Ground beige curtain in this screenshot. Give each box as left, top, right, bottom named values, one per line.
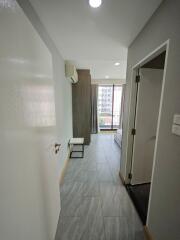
left=119, top=84, right=126, bottom=128
left=91, top=84, right=98, bottom=134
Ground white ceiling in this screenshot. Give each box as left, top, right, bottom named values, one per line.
left=29, top=0, right=162, bottom=80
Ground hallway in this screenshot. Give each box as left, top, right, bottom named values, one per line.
left=55, top=134, right=146, bottom=240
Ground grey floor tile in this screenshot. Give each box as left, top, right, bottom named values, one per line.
left=84, top=154, right=97, bottom=164
left=104, top=217, right=145, bottom=240
left=63, top=169, right=86, bottom=183
left=82, top=171, right=100, bottom=197
left=80, top=198, right=106, bottom=240
left=99, top=182, right=123, bottom=217
left=83, top=170, right=98, bottom=180
left=111, top=169, right=123, bottom=185
left=107, top=157, right=120, bottom=170
left=81, top=160, right=97, bottom=171
left=66, top=158, right=83, bottom=172
left=104, top=217, right=126, bottom=240
left=60, top=182, right=84, bottom=217
left=97, top=163, right=114, bottom=182
left=60, top=182, right=83, bottom=198
left=82, top=180, right=100, bottom=197
left=94, top=152, right=107, bottom=163
left=61, top=195, right=82, bottom=217
left=56, top=133, right=145, bottom=240
left=55, top=217, right=81, bottom=240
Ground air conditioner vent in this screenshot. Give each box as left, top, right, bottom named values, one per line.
left=65, top=61, right=78, bottom=84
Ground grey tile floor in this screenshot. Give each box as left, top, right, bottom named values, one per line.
left=55, top=133, right=146, bottom=240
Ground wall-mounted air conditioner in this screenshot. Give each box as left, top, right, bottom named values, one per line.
left=65, top=61, right=78, bottom=84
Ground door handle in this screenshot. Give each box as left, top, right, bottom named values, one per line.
left=54, top=143, right=61, bottom=154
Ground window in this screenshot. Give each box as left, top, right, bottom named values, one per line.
left=98, top=85, right=122, bottom=130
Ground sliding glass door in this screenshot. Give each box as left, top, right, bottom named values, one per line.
left=113, top=86, right=122, bottom=128
left=98, top=85, right=113, bottom=129
left=98, top=85, right=122, bottom=130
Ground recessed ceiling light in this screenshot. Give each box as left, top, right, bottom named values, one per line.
left=89, top=0, right=102, bottom=8
left=105, top=75, right=109, bottom=79
left=114, top=62, right=120, bottom=66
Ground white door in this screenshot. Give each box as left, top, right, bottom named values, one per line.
left=131, top=69, right=163, bottom=184
left=0, top=2, right=60, bottom=240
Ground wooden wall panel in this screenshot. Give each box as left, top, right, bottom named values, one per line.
left=72, top=69, right=91, bottom=145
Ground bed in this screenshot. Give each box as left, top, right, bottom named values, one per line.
left=114, top=129, right=122, bottom=148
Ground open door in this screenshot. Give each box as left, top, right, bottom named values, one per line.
left=0, top=3, right=60, bottom=240
left=131, top=69, right=163, bottom=185
left=126, top=50, right=166, bottom=225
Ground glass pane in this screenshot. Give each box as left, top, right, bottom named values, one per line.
left=113, top=86, right=122, bottom=129
left=98, top=86, right=113, bottom=129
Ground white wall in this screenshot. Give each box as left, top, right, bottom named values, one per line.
left=0, top=2, right=60, bottom=239
left=121, top=0, right=180, bottom=239
left=17, top=0, right=73, bottom=178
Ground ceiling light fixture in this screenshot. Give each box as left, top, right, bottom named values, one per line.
left=105, top=75, right=109, bottom=79
left=114, top=62, right=120, bottom=66
left=89, top=0, right=102, bottom=8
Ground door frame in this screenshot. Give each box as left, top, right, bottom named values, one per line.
left=124, top=40, right=170, bottom=225
left=126, top=40, right=170, bottom=186
left=131, top=68, right=165, bottom=185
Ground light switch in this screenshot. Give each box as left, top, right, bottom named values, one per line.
left=173, top=114, right=180, bottom=125
left=172, top=124, right=180, bottom=136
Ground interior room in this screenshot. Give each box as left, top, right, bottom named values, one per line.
left=126, top=51, right=166, bottom=225
left=71, top=72, right=124, bottom=162
left=0, top=0, right=180, bottom=240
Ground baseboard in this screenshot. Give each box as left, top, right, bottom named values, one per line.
left=119, top=171, right=125, bottom=185
left=59, top=148, right=71, bottom=185
left=144, top=226, right=154, bottom=240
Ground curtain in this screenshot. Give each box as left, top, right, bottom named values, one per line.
left=91, top=84, right=98, bottom=134
left=119, top=84, right=126, bottom=129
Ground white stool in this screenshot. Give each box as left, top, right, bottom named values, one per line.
left=69, top=138, right=84, bottom=158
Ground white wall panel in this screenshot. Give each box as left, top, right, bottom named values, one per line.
left=121, top=0, right=180, bottom=238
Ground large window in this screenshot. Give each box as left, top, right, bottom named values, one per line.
left=98, top=85, right=122, bottom=130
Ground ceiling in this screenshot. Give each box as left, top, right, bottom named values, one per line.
left=29, top=0, right=162, bottom=80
